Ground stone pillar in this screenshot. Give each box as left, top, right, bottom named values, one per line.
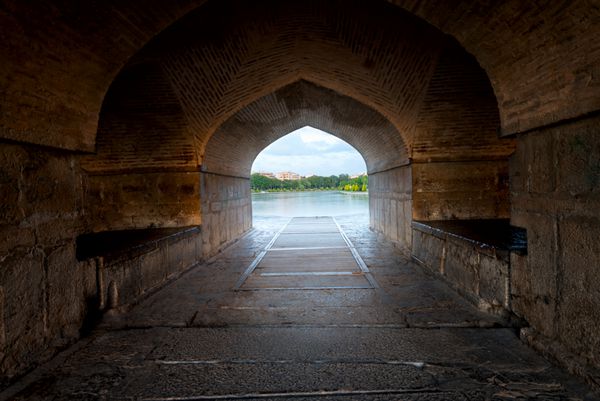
left=510, top=114, right=600, bottom=375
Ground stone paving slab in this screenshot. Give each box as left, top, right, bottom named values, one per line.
left=272, top=233, right=348, bottom=249
left=2, top=215, right=599, bottom=400
left=4, top=327, right=598, bottom=400
left=242, top=273, right=372, bottom=289
left=281, top=224, right=340, bottom=233
left=257, top=250, right=357, bottom=272
left=189, top=306, right=405, bottom=327
left=237, top=216, right=375, bottom=291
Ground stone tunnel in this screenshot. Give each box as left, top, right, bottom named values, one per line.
left=0, top=0, right=599, bottom=398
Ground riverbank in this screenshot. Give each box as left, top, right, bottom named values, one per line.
left=252, top=189, right=368, bottom=194
left=339, top=191, right=368, bottom=195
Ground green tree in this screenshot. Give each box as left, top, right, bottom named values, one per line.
left=251, top=173, right=367, bottom=192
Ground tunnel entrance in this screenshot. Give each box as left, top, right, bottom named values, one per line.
left=2, top=0, right=600, bottom=396
left=13, top=2, right=528, bottom=393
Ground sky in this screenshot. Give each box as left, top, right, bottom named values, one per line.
left=251, top=126, right=367, bottom=176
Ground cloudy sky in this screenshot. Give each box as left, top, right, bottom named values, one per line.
left=251, top=126, right=367, bottom=176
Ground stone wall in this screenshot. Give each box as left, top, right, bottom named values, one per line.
left=200, top=172, right=252, bottom=257
left=85, top=172, right=201, bottom=232
left=510, top=114, right=600, bottom=377
left=96, top=227, right=203, bottom=311
left=412, top=161, right=510, bottom=221
left=368, top=166, right=412, bottom=251
left=0, top=142, right=96, bottom=384
left=411, top=222, right=510, bottom=315
left=0, top=141, right=207, bottom=383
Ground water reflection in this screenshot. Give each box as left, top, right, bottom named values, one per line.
left=252, top=191, right=369, bottom=217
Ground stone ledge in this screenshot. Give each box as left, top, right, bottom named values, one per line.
left=76, top=226, right=200, bottom=264
left=411, top=219, right=527, bottom=316
left=75, top=227, right=204, bottom=312
left=412, top=219, right=527, bottom=261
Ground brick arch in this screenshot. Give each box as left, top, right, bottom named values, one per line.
left=81, top=62, right=197, bottom=174
left=90, top=1, right=511, bottom=179
left=202, top=80, right=408, bottom=178
left=79, top=62, right=202, bottom=232
left=81, top=0, right=513, bottom=234
left=137, top=0, right=445, bottom=162
left=71, top=0, right=519, bottom=240
left=389, top=0, right=600, bottom=134
left=0, top=1, right=598, bottom=151
left=99, top=0, right=512, bottom=172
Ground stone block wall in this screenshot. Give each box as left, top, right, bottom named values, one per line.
left=98, top=227, right=202, bottom=310
left=368, top=166, right=412, bottom=251
left=85, top=172, right=201, bottom=232
left=510, top=114, right=600, bottom=375
left=412, top=161, right=510, bottom=221
left=0, top=141, right=207, bottom=383
left=412, top=223, right=510, bottom=314
left=200, top=172, right=252, bottom=257
left=0, top=142, right=97, bottom=384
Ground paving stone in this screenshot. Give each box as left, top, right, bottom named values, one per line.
left=2, top=217, right=598, bottom=401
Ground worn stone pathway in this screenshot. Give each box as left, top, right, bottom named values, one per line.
left=235, top=217, right=377, bottom=291
left=2, top=216, right=598, bottom=400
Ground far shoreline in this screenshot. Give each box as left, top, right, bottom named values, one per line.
left=252, top=189, right=368, bottom=195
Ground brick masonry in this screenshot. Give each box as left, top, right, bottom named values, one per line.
left=203, top=81, right=409, bottom=177
left=1, top=1, right=597, bottom=151
left=390, top=0, right=600, bottom=135
left=412, top=161, right=510, bottom=221
left=0, top=0, right=206, bottom=150
left=85, top=172, right=201, bottom=232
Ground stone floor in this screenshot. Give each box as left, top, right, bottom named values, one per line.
left=2, top=215, right=598, bottom=400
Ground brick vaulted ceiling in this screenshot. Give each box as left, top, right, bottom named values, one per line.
left=81, top=0, right=515, bottom=175
left=1, top=0, right=597, bottom=155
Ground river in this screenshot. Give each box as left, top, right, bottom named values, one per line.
left=252, top=191, right=369, bottom=217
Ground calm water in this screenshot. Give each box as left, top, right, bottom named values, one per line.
left=252, top=191, right=369, bottom=217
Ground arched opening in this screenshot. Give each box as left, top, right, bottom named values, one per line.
left=200, top=79, right=412, bottom=254
left=250, top=126, right=369, bottom=219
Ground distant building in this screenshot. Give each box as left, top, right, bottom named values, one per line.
left=275, top=171, right=302, bottom=180
left=350, top=173, right=367, bottom=179
left=255, top=171, right=275, bottom=178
